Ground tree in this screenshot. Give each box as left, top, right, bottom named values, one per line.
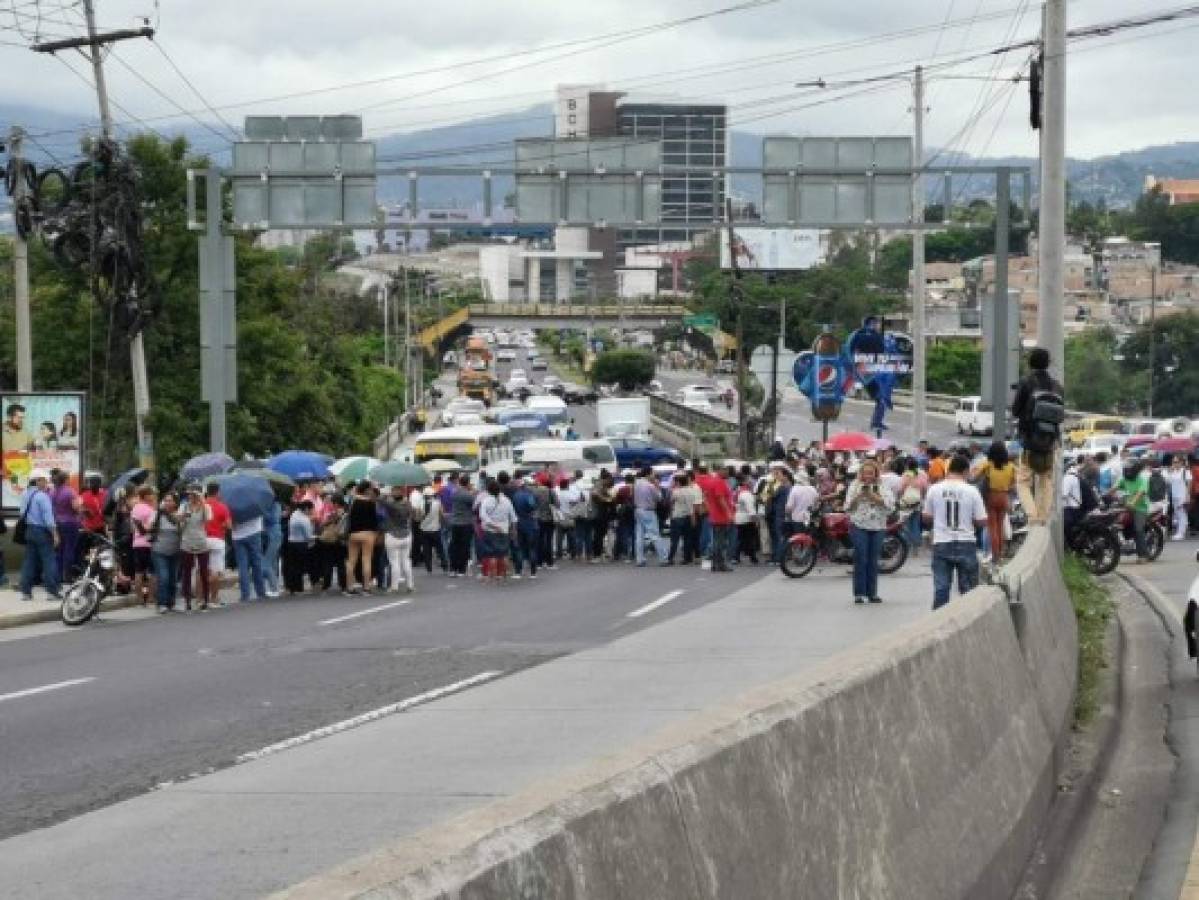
left=926, top=341, right=982, bottom=396
left=590, top=350, right=655, bottom=390
left=1064, top=327, right=1140, bottom=414
left=1119, top=313, right=1199, bottom=416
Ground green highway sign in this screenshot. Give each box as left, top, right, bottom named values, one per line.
left=684, top=314, right=718, bottom=329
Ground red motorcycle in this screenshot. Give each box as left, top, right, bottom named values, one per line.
left=779, top=502, right=909, bottom=579
left=1106, top=501, right=1167, bottom=562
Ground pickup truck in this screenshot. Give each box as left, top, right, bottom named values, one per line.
left=609, top=437, right=684, bottom=470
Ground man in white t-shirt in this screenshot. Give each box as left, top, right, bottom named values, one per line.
left=231, top=514, right=268, bottom=603
left=922, top=454, right=987, bottom=610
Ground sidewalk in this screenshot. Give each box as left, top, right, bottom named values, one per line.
left=0, top=565, right=934, bottom=899
left=0, top=586, right=144, bottom=630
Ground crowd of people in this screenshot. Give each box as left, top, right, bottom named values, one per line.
left=4, top=349, right=1194, bottom=614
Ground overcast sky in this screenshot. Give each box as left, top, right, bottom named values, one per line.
left=4, top=0, right=1194, bottom=160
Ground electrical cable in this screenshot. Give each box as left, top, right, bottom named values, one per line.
left=147, top=38, right=241, bottom=140
left=106, top=47, right=234, bottom=145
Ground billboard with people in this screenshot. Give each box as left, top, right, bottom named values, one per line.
left=1, top=392, right=85, bottom=511
left=719, top=228, right=827, bottom=271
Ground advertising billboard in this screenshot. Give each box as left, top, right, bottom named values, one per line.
left=1, top=392, right=85, bottom=512
left=720, top=228, right=826, bottom=271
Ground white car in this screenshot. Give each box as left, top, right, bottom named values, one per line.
left=495, top=348, right=516, bottom=362
left=542, top=374, right=561, bottom=387
left=442, top=399, right=486, bottom=427
left=531, top=358, right=548, bottom=371
left=954, top=396, right=994, bottom=436
left=509, top=368, right=528, bottom=382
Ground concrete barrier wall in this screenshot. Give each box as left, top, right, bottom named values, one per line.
left=281, top=529, right=1076, bottom=900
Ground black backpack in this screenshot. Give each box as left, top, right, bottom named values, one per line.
left=1024, top=372, right=1065, bottom=457
left=1149, top=470, right=1168, bottom=503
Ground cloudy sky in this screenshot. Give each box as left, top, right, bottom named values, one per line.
left=3, top=0, right=1194, bottom=161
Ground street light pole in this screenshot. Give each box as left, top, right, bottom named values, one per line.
left=1148, top=266, right=1157, bottom=417
left=911, top=65, right=928, bottom=446
left=9, top=126, right=32, bottom=392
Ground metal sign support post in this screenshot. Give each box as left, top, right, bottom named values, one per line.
left=9, top=126, right=32, bottom=392
left=989, top=169, right=1012, bottom=441
left=198, top=170, right=237, bottom=454
left=911, top=66, right=928, bottom=446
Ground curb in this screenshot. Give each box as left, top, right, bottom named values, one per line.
left=1122, top=572, right=1199, bottom=900
left=0, top=592, right=144, bottom=630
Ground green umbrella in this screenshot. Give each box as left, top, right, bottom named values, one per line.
left=331, top=455, right=382, bottom=487
left=368, top=461, right=431, bottom=488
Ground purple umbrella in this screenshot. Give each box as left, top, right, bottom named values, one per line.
left=181, top=451, right=235, bottom=482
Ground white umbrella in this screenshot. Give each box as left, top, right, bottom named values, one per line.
left=329, top=456, right=382, bottom=485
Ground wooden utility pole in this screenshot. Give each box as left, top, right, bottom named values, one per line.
left=9, top=126, right=32, bottom=391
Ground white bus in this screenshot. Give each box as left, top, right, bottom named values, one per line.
left=412, top=425, right=513, bottom=476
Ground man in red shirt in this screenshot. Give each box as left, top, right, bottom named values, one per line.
left=694, top=464, right=735, bottom=572
left=204, top=484, right=232, bottom=607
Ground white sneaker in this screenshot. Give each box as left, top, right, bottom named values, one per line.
left=511, top=573, right=522, bottom=580
left=265, top=590, right=280, bottom=599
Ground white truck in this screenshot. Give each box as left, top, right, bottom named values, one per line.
left=596, top=397, right=651, bottom=440
left=954, top=396, right=994, bottom=436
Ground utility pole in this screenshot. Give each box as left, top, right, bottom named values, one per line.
left=726, top=198, right=748, bottom=458
left=402, top=268, right=412, bottom=409
left=1038, top=0, right=1067, bottom=385
left=770, top=292, right=785, bottom=445
left=9, top=126, right=32, bottom=392
left=911, top=65, right=928, bottom=445
left=990, top=170, right=1013, bottom=441
left=34, top=1, right=157, bottom=471
left=382, top=281, right=390, bottom=368
left=1148, top=266, right=1157, bottom=416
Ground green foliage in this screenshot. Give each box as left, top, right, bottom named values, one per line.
left=0, top=134, right=405, bottom=479
left=1063, top=554, right=1115, bottom=727
left=926, top=341, right=982, bottom=395
left=1068, top=187, right=1199, bottom=265
left=590, top=350, right=656, bottom=390
left=1064, top=327, right=1141, bottom=414
left=1119, top=311, right=1199, bottom=416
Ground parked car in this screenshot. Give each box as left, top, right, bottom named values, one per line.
left=495, top=348, right=517, bottom=362
left=559, top=382, right=598, bottom=404
left=530, top=357, right=548, bottom=371
left=609, top=437, right=684, bottom=470
left=1066, top=416, right=1124, bottom=448
left=954, top=396, right=994, bottom=436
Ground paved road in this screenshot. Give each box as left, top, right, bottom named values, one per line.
left=0, top=557, right=766, bottom=841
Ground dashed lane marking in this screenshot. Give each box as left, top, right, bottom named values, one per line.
left=318, top=600, right=411, bottom=626
left=0, top=677, right=95, bottom=704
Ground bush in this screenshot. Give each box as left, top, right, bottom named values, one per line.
left=590, top=350, right=656, bottom=390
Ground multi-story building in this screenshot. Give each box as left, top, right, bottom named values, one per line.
left=1144, top=176, right=1199, bottom=205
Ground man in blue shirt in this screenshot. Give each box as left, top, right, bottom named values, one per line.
left=19, top=470, right=61, bottom=602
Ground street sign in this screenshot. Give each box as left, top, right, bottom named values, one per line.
left=514, top=138, right=662, bottom=225
left=761, top=136, right=914, bottom=227
left=228, top=115, right=377, bottom=229
left=684, top=314, right=718, bottom=329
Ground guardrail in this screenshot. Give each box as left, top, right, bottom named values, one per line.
left=649, top=394, right=739, bottom=459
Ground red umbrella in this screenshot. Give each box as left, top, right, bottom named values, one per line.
left=1152, top=436, right=1197, bottom=455
left=825, top=431, right=876, bottom=452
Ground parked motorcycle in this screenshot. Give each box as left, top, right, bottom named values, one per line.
left=1065, top=508, right=1123, bottom=576
left=61, top=535, right=119, bottom=626
left=1105, top=500, right=1166, bottom=562
left=780, top=503, right=909, bottom=579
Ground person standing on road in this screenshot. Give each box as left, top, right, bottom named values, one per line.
left=17, top=470, right=60, bottom=603
left=974, top=441, right=1017, bottom=565
left=345, top=481, right=379, bottom=594
left=448, top=474, right=476, bottom=577
left=231, top=510, right=268, bottom=603
left=1167, top=456, right=1193, bottom=541
left=417, top=487, right=448, bottom=575
left=667, top=471, right=697, bottom=565
left=632, top=467, right=668, bottom=567
left=203, top=484, right=231, bottom=608
left=49, top=469, right=82, bottom=580
left=284, top=500, right=316, bottom=595
left=511, top=478, right=541, bottom=579
left=844, top=460, right=895, bottom=605
left=317, top=496, right=348, bottom=592
left=130, top=485, right=158, bottom=606
left=766, top=466, right=793, bottom=564
left=695, top=464, right=735, bottom=572
left=150, top=492, right=183, bottom=613
left=733, top=474, right=761, bottom=565
left=261, top=499, right=283, bottom=599
left=924, top=455, right=987, bottom=610
left=589, top=473, right=614, bottom=561
left=531, top=474, right=558, bottom=570
left=378, top=485, right=415, bottom=593
left=178, top=485, right=212, bottom=610
left=477, top=478, right=517, bottom=581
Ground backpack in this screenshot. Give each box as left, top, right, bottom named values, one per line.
left=1149, top=470, right=1168, bottom=503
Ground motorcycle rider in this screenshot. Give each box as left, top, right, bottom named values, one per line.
left=1116, top=460, right=1152, bottom=563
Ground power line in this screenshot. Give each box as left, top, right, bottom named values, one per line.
left=106, top=47, right=234, bottom=144
left=148, top=38, right=240, bottom=140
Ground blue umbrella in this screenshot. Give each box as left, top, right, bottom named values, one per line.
left=181, top=451, right=235, bottom=482
left=208, top=473, right=276, bottom=524
left=267, top=450, right=332, bottom=481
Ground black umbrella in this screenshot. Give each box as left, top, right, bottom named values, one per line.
left=103, top=467, right=149, bottom=515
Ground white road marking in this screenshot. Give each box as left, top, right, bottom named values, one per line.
left=235, top=670, right=503, bottom=763
left=627, top=590, right=685, bottom=619
left=0, top=677, right=95, bottom=704
left=318, top=600, right=411, bottom=626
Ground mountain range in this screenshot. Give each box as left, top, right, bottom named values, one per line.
left=4, top=100, right=1199, bottom=218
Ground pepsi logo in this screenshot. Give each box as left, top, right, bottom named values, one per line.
left=818, top=364, right=838, bottom=387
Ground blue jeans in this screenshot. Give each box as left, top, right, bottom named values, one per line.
left=634, top=508, right=667, bottom=564
left=698, top=515, right=712, bottom=557
left=514, top=525, right=539, bottom=575
left=234, top=535, right=267, bottom=601
left=905, top=510, right=922, bottom=550
left=20, top=524, right=59, bottom=597
left=574, top=518, right=593, bottom=559
left=669, top=516, right=694, bottom=563
left=152, top=551, right=180, bottom=608
left=849, top=526, right=883, bottom=600
left=932, top=540, right=980, bottom=610
left=262, top=527, right=283, bottom=593
left=710, top=523, right=734, bottom=570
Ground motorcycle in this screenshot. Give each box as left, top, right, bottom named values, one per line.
left=1105, top=499, right=1166, bottom=562
left=1065, top=508, right=1123, bottom=576
left=779, top=503, right=909, bottom=579
left=61, top=534, right=119, bottom=626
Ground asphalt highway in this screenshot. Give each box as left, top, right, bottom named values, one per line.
left=0, top=553, right=767, bottom=840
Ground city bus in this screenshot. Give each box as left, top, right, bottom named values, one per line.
left=412, top=425, right=512, bottom=476
left=495, top=409, right=551, bottom=444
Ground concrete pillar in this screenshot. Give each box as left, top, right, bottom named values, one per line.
left=556, top=258, right=574, bottom=303
left=526, top=257, right=541, bottom=303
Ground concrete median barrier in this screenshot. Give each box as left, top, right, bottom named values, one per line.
left=280, top=529, right=1075, bottom=900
